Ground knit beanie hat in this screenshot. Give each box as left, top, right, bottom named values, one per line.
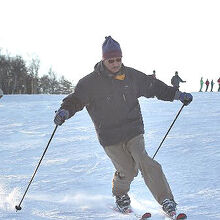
left=102, top=36, right=122, bottom=59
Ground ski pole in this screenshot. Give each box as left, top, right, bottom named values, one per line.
left=152, top=104, right=185, bottom=159
left=15, top=125, right=58, bottom=211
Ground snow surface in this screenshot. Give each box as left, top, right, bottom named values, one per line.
left=0, top=93, right=220, bottom=220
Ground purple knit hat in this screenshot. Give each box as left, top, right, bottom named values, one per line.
left=102, top=36, right=122, bottom=59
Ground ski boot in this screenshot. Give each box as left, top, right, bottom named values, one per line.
left=115, top=193, right=131, bottom=213
left=162, top=198, right=177, bottom=217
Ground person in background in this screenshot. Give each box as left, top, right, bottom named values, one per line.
left=199, top=77, right=204, bottom=92
left=210, top=80, right=215, bottom=92
left=0, top=88, right=3, bottom=99
left=54, top=36, right=193, bottom=217
left=151, top=70, right=156, bottom=78
left=217, top=77, right=220, bottom=92
left=205, top=79, right=210, bottom=92
left=171, top=71, right=186, bottom=90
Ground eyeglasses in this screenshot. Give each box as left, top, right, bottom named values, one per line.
left=107, top=58, right=122, bottom=64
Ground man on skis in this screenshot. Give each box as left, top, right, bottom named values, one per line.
left=171, top=71, right=186, bottom=90
left=205, top=79, right=210, bottom=92
left=217, top=77, right=220, bottom=92
left=210, top=80, right=215, bottom=92
left=54, top=36, right=193, bottom=217
left=199, top=77, right=204, bottom=92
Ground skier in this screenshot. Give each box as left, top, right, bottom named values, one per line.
left=210, top=80, right=215, bottom=92
left=218, top=77, right=220, bottom=92
left=171, top=71, right=186, bottom=90
left=151, top=70, right=156, bottom=78
left=0, top=88, right=3, bottom=99
left=199, top=77, right=204, bottom=92
left=54, top=36, right=193, bottom=217
left=205, top=79, right=210, bottom=92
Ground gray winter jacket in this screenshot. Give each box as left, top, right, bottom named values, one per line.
left=60, top=61, right=178, bottom=146
left=171, top=75, right=185, bottom=88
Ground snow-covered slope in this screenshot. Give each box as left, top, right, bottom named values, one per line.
left=0, top=93, right=219, bottom=219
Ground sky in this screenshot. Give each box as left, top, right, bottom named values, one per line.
left=1, top=0, right=220, bottom=92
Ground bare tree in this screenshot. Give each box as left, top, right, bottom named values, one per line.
left=28, top=57, right=40, bottom=94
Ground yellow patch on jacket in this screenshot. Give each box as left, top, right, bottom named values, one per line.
left=115, top=74, right=125, bottom=80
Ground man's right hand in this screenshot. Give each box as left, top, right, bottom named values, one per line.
left=179, top=92, right=193, bottom=106
left=54, top=109, right=69, bottom=126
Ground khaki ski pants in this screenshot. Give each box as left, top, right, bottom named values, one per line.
left=104, top=134, right=174, bottom=205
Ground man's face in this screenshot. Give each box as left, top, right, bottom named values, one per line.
left=103, top=57, right=122, bottom=73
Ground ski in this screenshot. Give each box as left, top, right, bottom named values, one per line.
left=113, top=206, right=186, bottom=219
left=163, top=211, right=187, bottom=220
left=140, top=212, right=152, bottom=219
left=176, top=213, right=187, bottom=220
left=113, top=206, right=151, bottom=219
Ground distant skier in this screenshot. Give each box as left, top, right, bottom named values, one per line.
left=199, top=77, right=204, bottom=92
left=54, top=36, right=193, bottom=217
left=210, top=80, right=215, bottom=92
left=151, top=70, right=156, bottom=78
left=205, top=79, right=210, bottom=92
left=0, top=88, right=3, bottom=99
left=218, top=77, right=220, bottom=92
left=171, top=71, right=186, bottom=90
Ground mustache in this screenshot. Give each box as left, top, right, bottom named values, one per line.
left=112, top=66, right=121, bottom=69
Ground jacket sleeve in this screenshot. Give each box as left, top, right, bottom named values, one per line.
left=178, top=76, right=184, bottom=82
left=171, top=76, right=174, bottom=85
left=136, top=71, right=178, bottom=101
left=60, top=78, right=90, bottom=118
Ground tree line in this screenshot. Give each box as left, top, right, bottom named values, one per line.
left=0, top=51, right=74, bottom=94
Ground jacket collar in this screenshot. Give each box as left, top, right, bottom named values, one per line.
left=94, top=61, right=126, bottom=80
